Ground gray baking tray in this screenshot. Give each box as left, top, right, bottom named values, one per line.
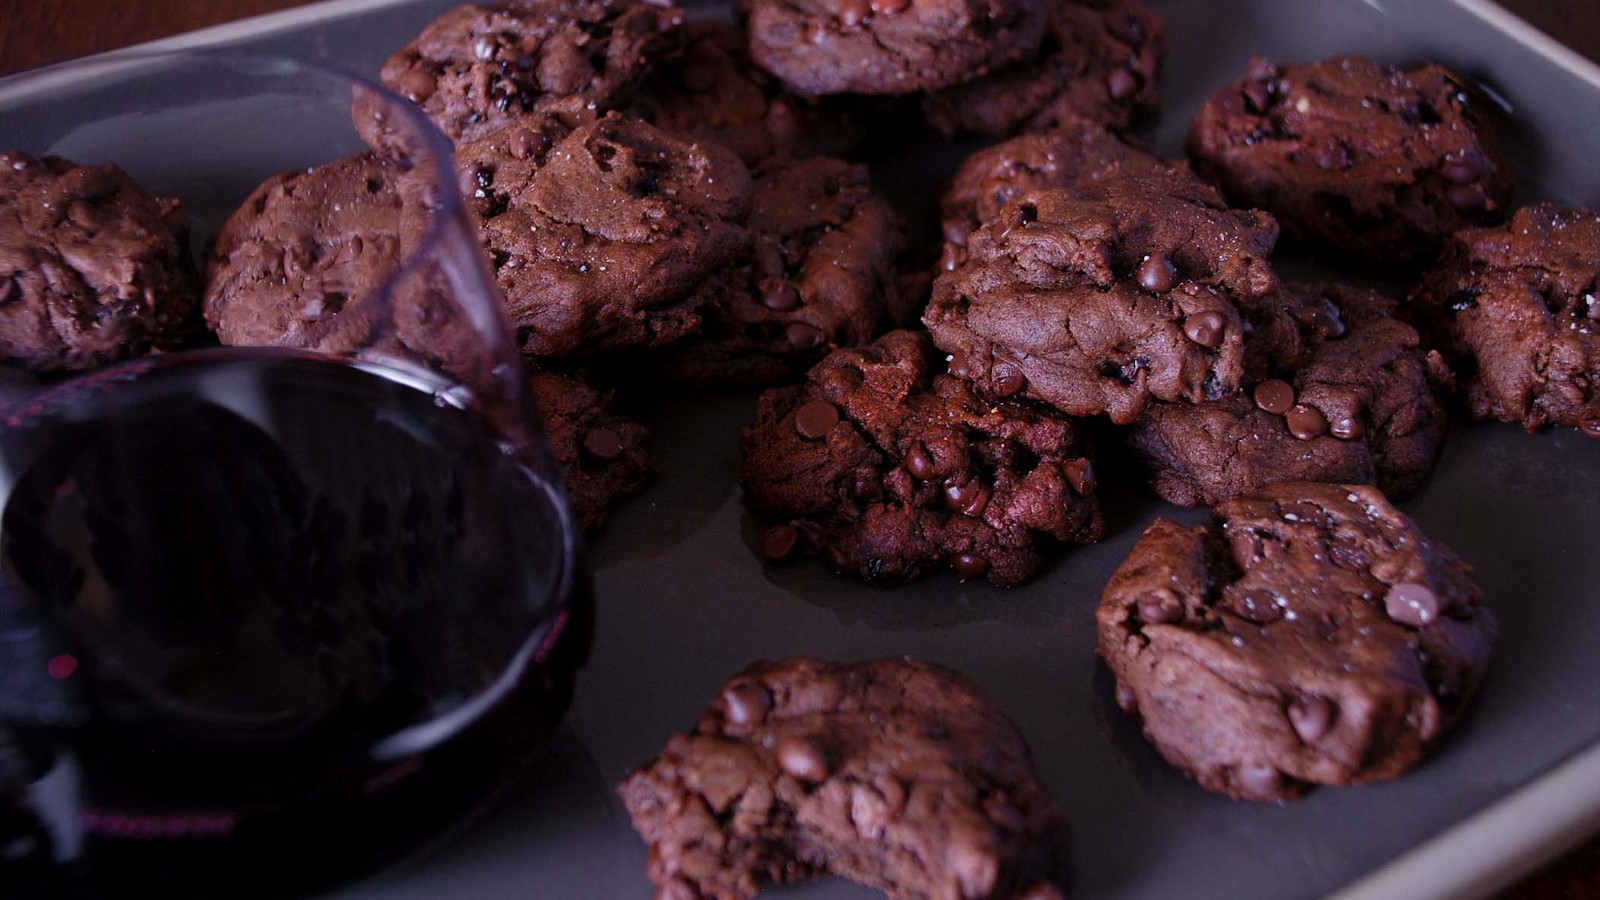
left=2, top=0, right=1597, bottom=897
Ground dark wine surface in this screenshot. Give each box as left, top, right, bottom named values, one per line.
left=0, top=350, right=590, bottom=898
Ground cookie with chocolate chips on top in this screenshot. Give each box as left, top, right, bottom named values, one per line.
left=661, top=155, right=905, bottom=388
left=923, top=0, right=1165, bottom=138
left=740, top=329, right=1104, bottom=587
left=1127, top=282, right=1451, bottom=506
left=1187, top=56, right=1514, bottom=269
left=619, top=656, right=1069, bottom=899
left=926, top=169, right=1277, bottom=424
left=454, top=112, right=753, bottom=358
left=371, top=0, right=682, bottom=143
left=529, top=369, right=652, bottom=531
left=1096, top=482, right=1497, bottom=802
left=1, top=151, right=199, bottom=375
left=743, top=0, right=1048, bottom=96
left=1410, top=203, right=1600, bottom=437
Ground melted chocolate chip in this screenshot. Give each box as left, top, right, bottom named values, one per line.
left=1253, top=379, right=1296, bottom=415
left=1385, top=581, right=1440, bottom=627
left=952, top=553, right=990, bottom=581
left=722, top=681, right=773, bottom=725
left=1106, top=67, right=1140, bottom=101
left=1183, top=311, right=1227, bottom=349
left=582, top=426, right=624, bottom=460
left=944, top=475, right=989, bottom=517
left=1137, top=253, right=1177, bottom=293
left=1285, top=403, right=1329, bottom=440
left=794, top=399, right=840, bottom=440
left=1232, top=589, right=1284, bottom=624
left=761, top=278, right=803, bottom=312
left=870, top=0, right=910, bottom=13
left=762, top=524, right=800, bottom=562
left=904, top=443, right=936, bottom=479
left=786, top=322, right=824, bottom=351
left=775, top=735, right=829, bottom=782
left=992, top=362, right=1028, bottom=397
left=1062, top=458, right=1096, bottom=497
left=1287, top=695, right=1334, bottom=743
left=838, top=0, right=871, bottom=27
left=1235, top=764, right=1282, bottom=797
left=1137, top=592, right=1183, bottom=625
left=1329, top=414, right=1364, bottom=441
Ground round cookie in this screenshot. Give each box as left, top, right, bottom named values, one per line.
left=619, top=656, right=1068, bottom=899
left=373, top=0, right=682, bottom=143
left=1, top=151, right=198, bottom=375
left=924, top=0, right=1164, bottom=138
left=529, top=368, right=652, bottom=531
left=1096, top=482, right=1497, bottom=802
left=1186, top=56, right=1514, bottom=269
left=662, top=155, right=904, bottom=388
left=739, top=329, right=1105, bottom=587
left=925, top=170, right=1277, bottom=424
left=940, top=119, right=1167, bottom=254
left=455, top=112, right=753, bottom=358
left=628, top=21, right=867, bottom=166
left=1410, top=203, right=1600, bottom=436
left=743, top=0, right=1048, bottom=96
left=1128, top=283, right=1451, bottom=506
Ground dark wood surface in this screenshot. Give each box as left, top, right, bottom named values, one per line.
left=1, top=1, right=1597, bottom=897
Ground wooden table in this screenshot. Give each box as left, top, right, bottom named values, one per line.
left=1, top=1, right=1598, bottom=897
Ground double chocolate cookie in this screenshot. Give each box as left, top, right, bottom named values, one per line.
left=743, top=0, right=1048, bottom=96
left=375, top=0, right=682, bottom=142
left=1187, top=56, right=1513, bottom=268
left=455, top=112, right=752, bottom=358
left=663, top=155, right=904, bottom=387
left=1, top=151, right=198, bottom=375
left=1097, top=482, right=1497, bottom=802
left=1410, top=203, right=1600, bottom=436
left=619, top=656, right=1068, bottom=899
left=629, top=22, right=866, bottom=166
left=926, top=170, right=1276, bottom=424
left=529, top=369, right=652, bottom=530
left=924, top=0, right=1165, bottom=138
left=940, top=120, right=1167, bottom=253
left=1128, top=283, right=1451, bottom=506
left=740, top=330, right=1105, bottom=587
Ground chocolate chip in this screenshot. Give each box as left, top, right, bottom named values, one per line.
left=776, top=735, right=829, bottom=782
left=947, top=349, right=981, bottom=380
left=992, top=362, right=1027, bottom=397
left=904, top=443, right=936, bottom=479
left=1285, top=403, right=1328, bottom=440
left=794, top=400, right=840, bottom=441
left=938, top=242, right=964, bottom=272
left=1106, top=67, right=1140, bottom=101
left=1442, top=153, right=1483, bottom=184
left=785, top=322, right=824, bottom=351
left=1137, top=592, right=1182, bottom=625
left=761, top=278, right=802, bottom=311
left=1136, top=253, right=1177, bottom=293
left=1183, top=311, right=1227, bottom=349
left=1253, top=379, right=1296, bottom=415
left=944, top=475, right=989, bottom=517
left=1287, top=695, right=1334, bottom=743
left=1313, top=141, right=1351, bottom=170
left=1062, top=458, right=1096, bottom=497
left=952, top=553, right=990, bottom=581
left=761, top=524, right=800, bottom=562
left=838, top=0, right=871, bottom=27
left=870, top=0, right=910, bottom=13
left=1235, top=764, right=1281, bottom=798
left=1329, top=414, right=1364, bottom=441
left=850, top=472, right=883, bottom=502
left=1446, top=183, right=1487, bottom=211
left=581, top=426, right=624, bottom=460
left=509, top=127, right=550, bottom=161
left=1582, top=418, right=1600, bottom=440
left=722, top=681, right=773, bottom=726
left=400, top=68, right=437, bottom=103
left=1233, top=589, right=1284, bottom=624
left=1385, top=581, right=1440, bottom=627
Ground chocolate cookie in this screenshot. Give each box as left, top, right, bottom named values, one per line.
left=1097, top=482, right=1497, bottom=802
left=940, top=119, right=1167, bottom=254
left=530, top=369, right=651, bottom=530
left=1187, top=56, right=1514, bottom=268
left=744, top=0, right=1048, bottom=96
left=455, top=112, right=752, bottom=358
left=925, top=170, right=1276, bottom=424
left=374, top=0, right=682, bottom=143
left=1410, top=203, right=1600, bottom=436
left=1, top=151, right=198, bottom=375
left=628, top=21, right=867, bottom=166
left=740, top=330, right=1105, bottom=587
left=662, top=155, right=904, bottom=388
left=1128, top=283, right=1451, bottom=506
left=619, top=656, right=1068, bottom=899
left=924, top=0, right=1164, bottom=138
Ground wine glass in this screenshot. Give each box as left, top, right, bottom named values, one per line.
left=0, top=50, right=588, bottom=898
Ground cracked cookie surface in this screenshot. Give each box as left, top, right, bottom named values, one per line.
left=1128, top=282, right=1451, bottom=506
left=1186, top=56, right=1513, bottom=269
left=739, top=329, right=1104, bottom=587
left=1409, top=203, right=1600, bottom=437
left=744, top=0, right=1048, bottom=96
left=619, top=656, right=1068, bottom=899
left=1, top=151, right=198, bottom=375
left=1096, top=482, right=1497, bottom=802
left=925, top=170, right=1275, bottom=424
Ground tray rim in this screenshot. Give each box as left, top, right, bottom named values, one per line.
left=2, top=0, right=1597, bottom=897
